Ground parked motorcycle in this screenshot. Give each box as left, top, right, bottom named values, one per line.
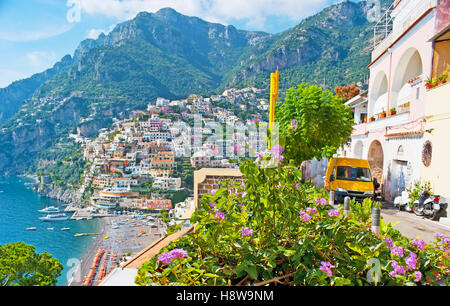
left=393, top=190, right=413, bottom=212
left=411, top=188, right=448, bottom=221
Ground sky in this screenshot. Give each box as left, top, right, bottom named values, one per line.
left=0, top=0, right=353, bottom=88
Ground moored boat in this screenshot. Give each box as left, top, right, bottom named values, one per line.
left=38, top=206, right=60, bottom=213
left=26, top=227, right=37, bottom=231
left=39, top=213, right=69, bottom=221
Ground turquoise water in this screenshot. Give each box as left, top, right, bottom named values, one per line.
left=0, top=177, right=101, bottom=286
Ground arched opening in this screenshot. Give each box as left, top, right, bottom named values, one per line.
left=353, top=140, right=363, bottom=159
left=368, top=140, right=383, bottom=184
left=392, top=48, right=423, bottom=110
left=370, top=71, right=388, bottom=117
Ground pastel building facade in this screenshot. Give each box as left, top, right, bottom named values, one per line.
left=347, top=0, right=445, bottom=201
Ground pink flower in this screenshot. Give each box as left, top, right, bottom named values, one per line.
left=413, top=271, right=422, bottom=282
left=391, top=246, right=404, bottom=257
left=306, top=207, right=317, bottom=214
left=411, top=238, right=425, bottom=252
left=328, top=210, right=339, bottom=217
left=315, top=198, right=328, bottom=205
left=240, top=227, right=253, bottom=237
left=319, top=261, right=334, bottom=276
left=299, top=211, right=312, bottom=222
left=405, top=252, right=417, bottom=270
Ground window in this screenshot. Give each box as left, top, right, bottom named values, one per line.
left=336, top=166, right=372, bottom=182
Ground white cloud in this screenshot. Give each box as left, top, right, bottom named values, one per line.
left=26, top=51, right=58, bottom=69
left=86, top=24, right=117, bottom=39
left=0, top=24, right=74, bottom=42
left=0, top=69, right=27, bottom=88
left=78, top=0, right=337, bottom=31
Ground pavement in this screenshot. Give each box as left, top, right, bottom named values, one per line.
left=380, top=202, right=450, bottom=243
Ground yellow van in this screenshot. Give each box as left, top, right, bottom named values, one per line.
left=324, top=157, right=379, bottom=203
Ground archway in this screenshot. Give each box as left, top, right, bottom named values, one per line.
left=392, top=48, right=423, bottom=109
left=370, top=71, right=388, bottom=116
left=368, top=140, right=384, bottom=184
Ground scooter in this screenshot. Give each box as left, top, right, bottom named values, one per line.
left=393, top=190, right=413, bottom=212
left=412, top=188, right=448, bottom=221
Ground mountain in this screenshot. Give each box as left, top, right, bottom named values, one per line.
left=0, top=1, right=392, bottom=176
left=225, top=0, right=393, bottom=90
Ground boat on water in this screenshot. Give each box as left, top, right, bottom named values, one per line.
left=26, top=227, right=37, bottom=231
left=47, top=228, right=54, bottom=230
left=39, top=213, right=69, bottom=221
left=38, top=206, right=60, bottom=213
left=61, top=227, right=70, bottom=231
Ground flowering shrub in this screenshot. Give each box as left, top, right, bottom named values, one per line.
left=136, top=157, right=449, bottom=286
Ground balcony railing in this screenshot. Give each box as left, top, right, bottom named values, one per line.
left=372, top=0, right=437, bottom=62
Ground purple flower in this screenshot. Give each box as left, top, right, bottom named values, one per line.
left=315, top=198, right=328, bottom=205
left=157, top=252, right=172, bottom=265
left=299, top=211, right=312, bottom=222
left=240, top=181, right=245, bottom=189
left=384, top=238, right=394, bottom=249
left=319, top=261, right=334, bottom=277
left=389, top=260, right=406, bottom=276
left=270, top=145, right=285, bottom=162
left=257, top=152, right=265, bottom=162
left=157, top=248, right=189, bottom=265
left=210, top=189, right=217, bottom=195
left=210, top=202, right=215, bottom=207
left=251, top=118, right=261, bottom=124
left=391, top=246, right=404, bottom=257
left=295, top=182, right=301, bottom=190
left=306, top=207, right=317, bottom=215
left=241, top=191, right=247, bottom=198
left=169, top=248, right=188, bottom=259
left=405, top=252, right=417, bottom=271
left=411, top=238, right=425, bottom=252
left=233, top=143, right=241, bottom=154
left=291, top=119, right=297, bottom=131
left=212, top=208, right=226, bottom=222
left=413, top=271, right=422, bottom=282
left=433, top=233, right=445, bottom=239
left=240, top=227, right=253, bottom=237
left=328, top=209, right=339, bottom=217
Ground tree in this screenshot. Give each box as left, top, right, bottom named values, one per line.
left=334, top=84, right=360, bottom=101
left=275, top=83, right=354, bottom=165
left=0, top=242, right=63, bottom=286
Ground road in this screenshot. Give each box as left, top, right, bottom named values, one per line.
left=380, top=202, right=450, bottom=243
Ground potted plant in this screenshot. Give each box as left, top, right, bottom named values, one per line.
left=425, top=77, right=434, bottom=90
left=380, top=109, right=386, bottom=118
left=369, top=116, right=375, bottom=122
left=389, top=107, right=397, bottom=116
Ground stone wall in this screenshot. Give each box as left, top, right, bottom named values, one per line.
left=193, top=168, right=244, bottom=207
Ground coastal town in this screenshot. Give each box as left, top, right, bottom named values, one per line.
left=1, top=0, right=449, bottom=289
left=69, top=86, right=267, bottom=214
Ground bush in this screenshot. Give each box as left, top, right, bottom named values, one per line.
left=135, top=156, right=449, bottom=286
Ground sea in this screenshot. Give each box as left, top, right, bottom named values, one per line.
left=0, top=177, right=101, bottom=286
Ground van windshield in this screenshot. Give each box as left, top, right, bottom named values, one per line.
left=336, top=166, right=372, bottom=182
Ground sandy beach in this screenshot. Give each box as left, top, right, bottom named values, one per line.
left=69, top=213, right=164, bottom=286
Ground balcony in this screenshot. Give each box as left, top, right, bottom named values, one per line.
left=372, top=0, right=437, bottom=62
left=366, top=112, right=410, bottom=132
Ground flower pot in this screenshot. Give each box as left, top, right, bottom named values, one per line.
left=380, top=113, right=386, bottom=118
left=369, top=117, right=375, bottom=122
left=389, top=110, right=397, bottom=116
